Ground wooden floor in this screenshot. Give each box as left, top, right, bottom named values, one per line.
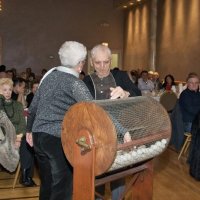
left=0, top=148, right=200, bottom=200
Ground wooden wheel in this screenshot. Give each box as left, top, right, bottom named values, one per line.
left=61, top=102, right=117, bottom=176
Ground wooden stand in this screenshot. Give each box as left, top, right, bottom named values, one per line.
left=61, top=102, right=155, bottom=200
left=73, top=129, right=95, bottom=200
left=67, top=130, right=153, bottom=200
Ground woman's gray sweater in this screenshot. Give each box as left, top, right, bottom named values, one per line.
left=26, top=70, right=93, bottom=137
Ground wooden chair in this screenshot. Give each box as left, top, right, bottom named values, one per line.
left=178, top=132, right=192, bottom=160
left=12, top=162, right=21, bottom=189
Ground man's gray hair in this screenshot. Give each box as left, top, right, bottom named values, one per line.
left=90, top=44, right=112, bottom=59
left=58, top=41, right=87, bottom=68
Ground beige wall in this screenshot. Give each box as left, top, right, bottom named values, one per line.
left=157, top=0, right=200, bottom=80
left=123, top=0, right=200, bottom=80
left=0, top=0, right=124, bottom=75
left=123, top=0, right=151, bottom=71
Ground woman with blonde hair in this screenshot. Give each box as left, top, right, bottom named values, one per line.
left=0, top=78, right=25, bottom=172
left=0, top=78, right=26, bottom=140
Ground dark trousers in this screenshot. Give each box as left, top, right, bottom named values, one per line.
left=33, top=132, right=73, bottom=200
left=19, top=135, right=35, bottom=177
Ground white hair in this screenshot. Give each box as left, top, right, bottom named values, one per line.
left=90, top=44, right=112, bottom=59
left=58, top=41, right=87, bottom=68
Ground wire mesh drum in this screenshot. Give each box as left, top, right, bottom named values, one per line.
left=62, top=96, right=171, bottom=176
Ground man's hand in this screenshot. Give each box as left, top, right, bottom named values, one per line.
left=110, top=87, right=130, bottom=99
left=123, top=132, right=132, bottom=143
left=26, top=132, right=33, bottom=147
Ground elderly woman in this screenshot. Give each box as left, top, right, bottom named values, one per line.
left=0, top=78, right=25, bottom=144
left=0, top=78, right=25, bottom=172
left=26, top=41, right=93, bottom=200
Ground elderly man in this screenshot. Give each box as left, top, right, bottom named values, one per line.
left=179, top=72, right=200, bottom=132
left=83, top=44, right=141, bottom=100
left=83, top=44, right=141, bottom=200
left=26, top=41, right=93, bottom=200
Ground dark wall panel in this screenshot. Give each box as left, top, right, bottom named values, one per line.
left=0, top=0, right=124, bottom=74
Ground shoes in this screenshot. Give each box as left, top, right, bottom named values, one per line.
left=20, top=177, right=37, bottom=187
left=20, top=168, right=37, bottom=187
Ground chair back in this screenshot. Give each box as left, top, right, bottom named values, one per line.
left=160, top=91, right=178, bottom=112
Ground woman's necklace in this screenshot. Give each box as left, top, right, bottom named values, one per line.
left=3, top=100, right=14, bottom=119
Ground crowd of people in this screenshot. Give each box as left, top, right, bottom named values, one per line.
left=0, top=65, right=41, bottom=187
left=0, top=40, right=200, bottom=200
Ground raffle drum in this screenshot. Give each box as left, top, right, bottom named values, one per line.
left=61, top=96, right=171, bottom=200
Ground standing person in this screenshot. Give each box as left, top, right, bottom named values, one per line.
left=26, top=41, right=93, bottom=200
left=83, top=45, right=141, bottom=99
left=179, top=72, right=200, bottom=132
left=83, top=44, right=139, bottom=200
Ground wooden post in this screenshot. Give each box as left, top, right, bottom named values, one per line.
left=73, top=130, right=95, bottom=200
left=132, top=160, right=153, bottom=200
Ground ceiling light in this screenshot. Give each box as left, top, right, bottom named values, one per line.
left=102, top=42, right=108, bottom=47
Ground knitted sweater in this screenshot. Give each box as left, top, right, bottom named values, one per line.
left=27, top=70, right=93, bottom=137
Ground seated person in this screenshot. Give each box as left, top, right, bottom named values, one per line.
left=0, top=78, right=36, bottom=186
left=138, top=70, right=154, bottom=93
left=179, top=72, right=200, bottom=132
left=12, top=77, right=27, bottom=108
left=152, top=72, right=162, bottom=91
left=0, top=65, right=7, bottom=78
left=127, top=70, right=139, bottom=85
left=0, top=110, right=20, bottom=172
left=26, top=67, right=35, bottom=82
left=6, top=70, right=14, bottom=79
left=0, top=78, right=25, bottom=145
left=162, top=74, right=176, bottom=91
left=148, top=70, right=154, bottom=80
left=26, top=80, right=39, bottom=108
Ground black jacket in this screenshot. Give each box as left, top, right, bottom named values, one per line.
left=83, top=69, right=141, bottom=98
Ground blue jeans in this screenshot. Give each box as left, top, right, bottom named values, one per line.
left=33, top=132, right=72, bottom=200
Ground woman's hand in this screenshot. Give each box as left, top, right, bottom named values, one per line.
left=15, top=133, right=23, bottom=148
left=26, top=132, right=33, bottom=147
